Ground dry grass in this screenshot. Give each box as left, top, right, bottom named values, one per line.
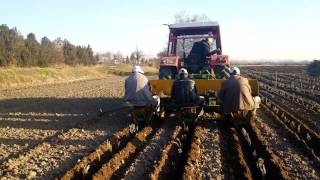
left=0, top=64, right=158, bottom=89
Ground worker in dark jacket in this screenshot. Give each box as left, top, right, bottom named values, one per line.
left=171, top=68, right=199, bottom=106
left=187, top=36, right=221, bottom=73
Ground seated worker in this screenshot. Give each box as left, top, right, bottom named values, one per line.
left=187, top=35, right=221, bottom=74
left=124, top=66, right=160, bottom=111
left=171, top=68, right=201, bottom=106
left=218, top=67, right=258, bottom=129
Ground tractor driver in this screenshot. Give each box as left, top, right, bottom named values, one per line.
left=218, top=67, right=260, bottom=129
left=124, top=66, right=160, bottom=111
left=171, top=68, right=202, bottom=106
left=187, top=34, right=221, bottom=74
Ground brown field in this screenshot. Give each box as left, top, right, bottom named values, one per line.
left=0, top=65, right=319, bottom=179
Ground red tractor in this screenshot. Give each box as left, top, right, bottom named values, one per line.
left=159, top=21, right=230, bottom=79
left=149, top=22, right=259, bottom=128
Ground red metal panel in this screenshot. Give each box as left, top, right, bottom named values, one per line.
left=210, top=55, right=229, bottom=70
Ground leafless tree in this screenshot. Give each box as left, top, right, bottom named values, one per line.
left=174, top=11, right=211, bottom=23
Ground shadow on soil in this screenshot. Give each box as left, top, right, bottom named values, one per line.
left=0, top=97, right=132, bottom=177
left=0, top=97, right=131, bottom=140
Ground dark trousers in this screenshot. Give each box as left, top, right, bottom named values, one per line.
left=225, top=110, right=255, bottom=130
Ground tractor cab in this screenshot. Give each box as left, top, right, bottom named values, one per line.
left=159, top=22, right=230, bottom=80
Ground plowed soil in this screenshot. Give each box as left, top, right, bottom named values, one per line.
left=0, top=72, right=319, bottom=180
left=0, top=75, right=130, bottom=179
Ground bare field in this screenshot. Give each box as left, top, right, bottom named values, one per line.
left=0, top=75, right=130, bottom=179
left=0, top=65, right=319, bottom=179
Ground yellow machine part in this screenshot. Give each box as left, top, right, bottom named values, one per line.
left=149, top=79, right=259, bottom=97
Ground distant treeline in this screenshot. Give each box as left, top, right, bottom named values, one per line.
left=0, top=24, right=98, bottom=67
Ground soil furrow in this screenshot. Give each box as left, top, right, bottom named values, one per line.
left=61, top=125, right=136, bottom=180
left=92, top=126, right=154, bottom=180
left=0, top=76, right=128, bottom=179
left=183, top=119, right=225, bottom=179
left=255, top=110, right=320, bottom=179
left=148, top=125, right=184, bottom=180
left=1, top=68, right=319, bottom=179
left=120, top=120, right=175, bottom=179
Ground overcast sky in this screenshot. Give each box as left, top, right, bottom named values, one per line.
left=1, top=0, right=319, bottom=60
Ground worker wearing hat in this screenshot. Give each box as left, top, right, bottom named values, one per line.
left=171, top=68, right=200, bottom=106
left=124, top=65, right=160, bottom=110
left=186, top=33, right=221, bottom=74
left=218, top=67, right=257, bottom=129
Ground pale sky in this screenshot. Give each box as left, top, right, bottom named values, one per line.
left=1, top=0, right=319, bottom=60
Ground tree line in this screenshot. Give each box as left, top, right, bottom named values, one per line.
left=0, top=24, right=97, bottom=67
left=98, top=47, right=154, bottom=65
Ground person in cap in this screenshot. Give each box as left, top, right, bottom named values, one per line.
left=124, top=66, right=159, bottom=109
left=187, top=34, right=221, bottom=74
left=218, top=67, right=257, bottom=129
left=171, top=68, right=200, bottom=106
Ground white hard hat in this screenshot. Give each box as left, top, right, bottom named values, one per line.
left=132, top=65, right=144, bottom=74
left=178, top=68, right=188, bottom=75
left=230, top=67, right=240, bottom=75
